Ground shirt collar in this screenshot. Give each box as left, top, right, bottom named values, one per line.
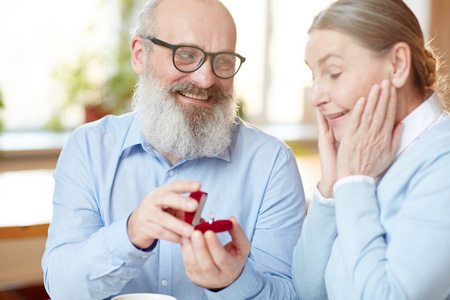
left=121, top=113, right=145, bottom=153
left=120, top=113, right=232, bottom=163
left=396, top=92, right=445, bottom=158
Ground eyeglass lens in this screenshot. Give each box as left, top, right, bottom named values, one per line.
left=174, top=46, right=240, bottom=78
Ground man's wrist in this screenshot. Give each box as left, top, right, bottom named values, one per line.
left=136, top=239, right=158, bottom=252
left=208, top=287, right=225, bottom=293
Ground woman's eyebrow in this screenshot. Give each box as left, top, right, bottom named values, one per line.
left=318, top=53, right=343, bottom=66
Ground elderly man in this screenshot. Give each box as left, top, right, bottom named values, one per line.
left=42, top=0, right=306, bottom=299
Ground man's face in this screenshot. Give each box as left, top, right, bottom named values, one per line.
left=131, top=0, right=240, bottom=161
left=132, top=61, right=237, bottom=161
left=146, top=0, right=237, bottom=109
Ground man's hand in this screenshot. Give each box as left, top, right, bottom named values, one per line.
left=181, top=217, right=251, bottom=290
left=127, top=181, right=201, bottom=249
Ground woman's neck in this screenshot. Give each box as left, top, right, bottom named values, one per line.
left=395, top=85, right=427, bottom=124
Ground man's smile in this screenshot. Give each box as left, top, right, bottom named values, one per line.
left=178, top=90, right=209, bottom=101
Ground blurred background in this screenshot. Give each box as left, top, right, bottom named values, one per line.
left=0, top=0, right=448, bottom=299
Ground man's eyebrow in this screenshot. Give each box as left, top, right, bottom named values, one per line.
left=318, top=53, right=342, bottom=66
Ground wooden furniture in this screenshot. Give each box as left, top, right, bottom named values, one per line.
left=430, top=0, right=450, bottom=83
left=0, top=131, right=69, bottom=172
left=0, top=132, right=66, bottom=292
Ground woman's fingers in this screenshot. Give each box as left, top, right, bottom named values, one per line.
left=316, top=109, right=329, bottom=135
left=391, top=122, right=404, bottom=154
left=370, top=80, right=392, bottom=131
left=383, top=85, right=398, bottom=132
left=316, top=108, right=338, bottom=198
left=348, top=96, right=366, bottom=135
left=338, top=79, right=399, bottom=179
left=359, top=84, right=381, bottom=131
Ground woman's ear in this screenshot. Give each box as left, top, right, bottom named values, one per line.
left=388, top=42, right=412, bottom=88
left=131, top=36, right=146, bottom=75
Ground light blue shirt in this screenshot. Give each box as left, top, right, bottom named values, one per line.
left=292, top=95, right=450, bottom=300
left=42, top=113, right=306, bottom=300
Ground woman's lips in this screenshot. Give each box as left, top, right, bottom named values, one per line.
left=324, top=110, right=349, bottom=125
left=328, top=111, right=348, bottom=119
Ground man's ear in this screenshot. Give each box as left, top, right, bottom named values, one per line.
left=131, top=36, right=146, bottom=75
left=388, top=42, right=412, bottom=88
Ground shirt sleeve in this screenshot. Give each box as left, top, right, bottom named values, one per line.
left=205, top=148, right=306, bottom=300
left=292, top=187, right=337, bottom=300
left=41, top=130, right=155, bottom=300
left=333, top=154, right=450, bottom=300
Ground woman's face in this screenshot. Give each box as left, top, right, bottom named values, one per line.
left=305, top=29, right=391, bottom=141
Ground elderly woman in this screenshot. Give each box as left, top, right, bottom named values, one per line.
left=292, top=0, right=450, bottom=299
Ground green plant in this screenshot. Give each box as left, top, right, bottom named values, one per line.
left=237, top=97, right=245, bottom=120
left=55, top=54, right=106, bottom=109
left=101, top=0, right=138, bottom=114
left=47, top=0, right=138, bottom=130
left=0, top=87, right=4, bottom=132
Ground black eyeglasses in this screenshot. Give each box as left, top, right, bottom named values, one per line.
left=142, top=36, right=246, bottom=79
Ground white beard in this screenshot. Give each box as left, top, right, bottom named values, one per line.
left=131, top=70, right=238, bottom=160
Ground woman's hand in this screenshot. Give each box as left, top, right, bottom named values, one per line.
left=316, top=108, right=339, bottom=198
left=337, top=80, right=403, bottom=179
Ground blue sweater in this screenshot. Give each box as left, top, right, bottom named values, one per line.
left=293, top=117, right=450, bottom=300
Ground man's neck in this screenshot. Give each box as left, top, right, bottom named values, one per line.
left=161, top=151, right=181, bottom=166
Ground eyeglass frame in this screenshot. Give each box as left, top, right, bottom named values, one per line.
left=142, top=36, right=246, bottom=79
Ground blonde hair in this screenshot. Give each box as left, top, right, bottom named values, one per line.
left=310, top=0, right=449, bottom=108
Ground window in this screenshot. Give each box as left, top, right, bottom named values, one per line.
left=0, top=0, right=120, bottom=130
left=0, top=0, right=430, bottom=132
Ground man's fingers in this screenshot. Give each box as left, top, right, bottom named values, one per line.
left=181, top=237, right=196, bottom=266
left=146, top=222, right=183, bottom=244
left=150, top=207, right=194, bottom=237
left=127, top=181, right=201, bottom=249
left=191, top=231, right=219, bottom=272
left=227, top=217, right=250, bottom=255
left=149, top=189, right=199, bottom=213
left=160, top=181, right=201, bottom=194
left=204, top=230, right=229, bottom=266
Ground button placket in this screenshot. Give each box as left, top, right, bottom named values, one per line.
left=158, top=241, right=173, bottom=294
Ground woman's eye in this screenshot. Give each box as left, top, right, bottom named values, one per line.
left=330, top=72, right=341, bottom=80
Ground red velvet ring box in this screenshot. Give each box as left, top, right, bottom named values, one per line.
left=184, top=191, right=233, bottom=233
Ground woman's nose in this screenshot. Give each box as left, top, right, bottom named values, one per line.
left=308, top=82, right=330, bottom=108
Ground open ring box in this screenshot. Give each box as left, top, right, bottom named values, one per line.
left=184, top=191, right=233, bottom=233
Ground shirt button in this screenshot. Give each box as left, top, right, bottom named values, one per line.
left=161, top=280, right=168, bottom=287
left=168, top=170, right=175, bottom=177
